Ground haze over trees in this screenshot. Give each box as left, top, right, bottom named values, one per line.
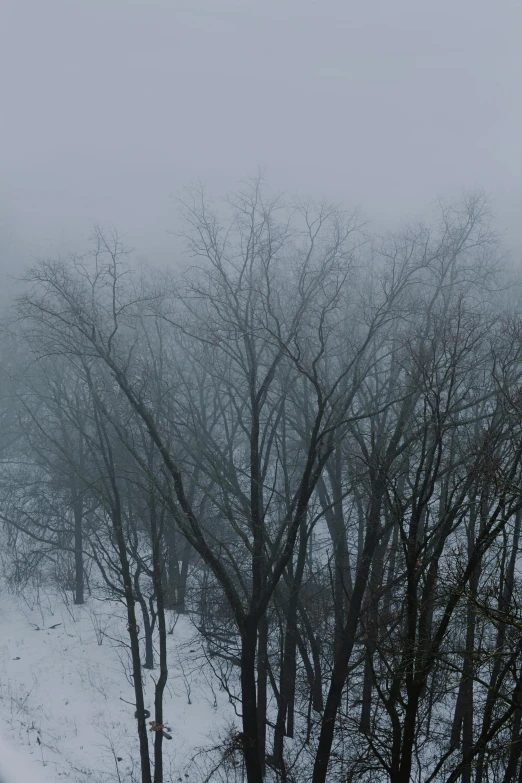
left=2, top=181, right=522, bottom=783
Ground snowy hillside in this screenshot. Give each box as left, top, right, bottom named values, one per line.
left=0, top=587, right=234, bottom=782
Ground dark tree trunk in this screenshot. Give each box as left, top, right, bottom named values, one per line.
left=150, top=493, right=168, bottom=783
left=295, top=618, right=323, bottom=713
left=72, top=491, right=84, bottom=604
left=312, top=499, right=383, bottom=783
left=318, top=449, right=353, bottom=658
left=359, top=646, right=374, bottom=734
left=162, top=526, right=191, bottom=612
left=143, top=610, right=155, bottom=671
left=451, top=496, right=483, bottom=783
left=97, top=426, right=153, bottom=783
left=360, top=522, right=394, bottom=734
left=257, top=615, right=268, bottom=777
left=114, top=506, right=152, bottom=783
left=503, top=711, right=522, bottom=783
left=241, top=620, right=263, bottom=783
left=273, top=522, right=308, bottom=768
left=477, top=509, right=522, bottom=783
left=135, top=578, right=155, bottom=670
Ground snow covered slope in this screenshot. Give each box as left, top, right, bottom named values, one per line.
left=0, top=588, right=233, bottom=782
left=0, top=734, right=45, bottom=783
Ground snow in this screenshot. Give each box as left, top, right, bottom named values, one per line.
left=0, top=733, right=47, bottom=783
left=0, top=587, right=234, bottom=782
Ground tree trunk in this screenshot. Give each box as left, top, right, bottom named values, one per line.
left=295, top=619, right=323, bottom=713
left=136, top=591, right=155, bottom=670
left=257, top=615, right=267, bottom=777
left=312, top=501, right=383, bottom=783
left=150, top=505, right=168, bottom=783
left=273, top=522, right=308, bottom=768
left=117, top=528, right=152, bottom=783
left=241, top=620, right=263, bottom=783
left=359, top=646, right=374, bottom=734
left=72, top=491, right=84, bottom=604
left=163, top=521, right=180, bottom=610
left=477, top=509, right=522, bottom=783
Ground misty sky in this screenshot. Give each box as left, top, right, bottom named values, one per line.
left=2, top=0, right=522, bottom=278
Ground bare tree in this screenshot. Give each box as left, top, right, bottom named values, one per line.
left=8, top=185, right=522, bottom=783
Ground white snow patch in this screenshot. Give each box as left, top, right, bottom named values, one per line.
left=0, top=588, right=234, bottom=781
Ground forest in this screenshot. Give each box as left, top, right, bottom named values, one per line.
left=1, top=182, right=522, bottom=783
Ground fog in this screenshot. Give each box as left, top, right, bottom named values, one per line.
left=3, top=5, right=522, bottom=781
left=2, top=0, right=522, bottom=286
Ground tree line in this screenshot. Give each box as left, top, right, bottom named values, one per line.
left=2, top=182, right=522, bottom=783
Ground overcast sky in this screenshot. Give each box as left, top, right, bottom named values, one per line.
left=2, top=0, right=522, bottom=280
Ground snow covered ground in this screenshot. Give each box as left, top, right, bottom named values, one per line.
left=0, top=586, right=234, bottom=782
